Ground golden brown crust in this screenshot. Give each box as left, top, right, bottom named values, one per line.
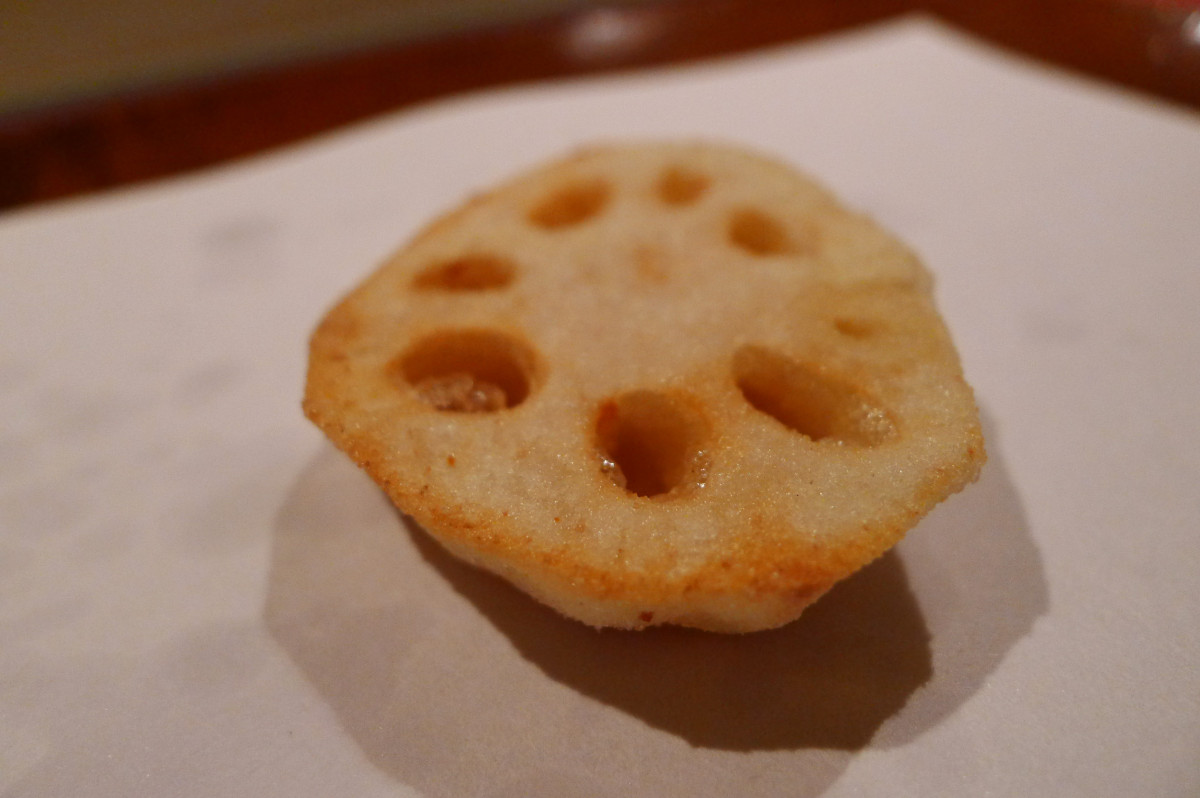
left=304, top=140, right=984, bottom=632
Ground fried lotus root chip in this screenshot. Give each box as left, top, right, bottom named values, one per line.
left=304, top=141, right=985, bottom=632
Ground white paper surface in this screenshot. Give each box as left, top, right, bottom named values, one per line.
left=3, top=17, right=1199, bottom=797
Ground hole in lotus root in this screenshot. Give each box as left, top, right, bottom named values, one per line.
left=413, top=254, right=515, bottom=291
left=395, top=330, right=537, bottom=412
left=733, top=345, right=896, bottom=445
left=833, top=317, right=878, bottom=339
left=595, top=391, right=711, bottom=498
left=728, top=208, right=791, bottom=255
left=656, top=166, right=710, bottom=206
left=528, top=179, right=610, bottom=228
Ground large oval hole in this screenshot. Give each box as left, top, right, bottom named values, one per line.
left=393, top=329, right=538, bottom=412
left=594, top=390, right=711, bottom=498
left=733, top=345, right=895, bottom=445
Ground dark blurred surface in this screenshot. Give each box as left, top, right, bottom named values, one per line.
left=2, top=0, right=1198, bottom=211
left=1, top=0, right=663, bottom=116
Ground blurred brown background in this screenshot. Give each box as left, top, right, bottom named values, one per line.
left=3, top=0, right=1197, bottom=211
left=0, top=0, right=654, bottom=115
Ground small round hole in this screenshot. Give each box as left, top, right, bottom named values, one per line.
left=594, top=391, right=711, bottom=498
left=728, top=208, right=791, bottom=256
left=734, top=345, right=895, bottom=445
left=393, top=329, right=538, bottom=412
left=413, top=254, right=515, bottom=291
left=656, top=166, right=710, bottom=206
left=833, top=318, right=877, bottom=339
left=528, top=179, right=610, bottom=229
